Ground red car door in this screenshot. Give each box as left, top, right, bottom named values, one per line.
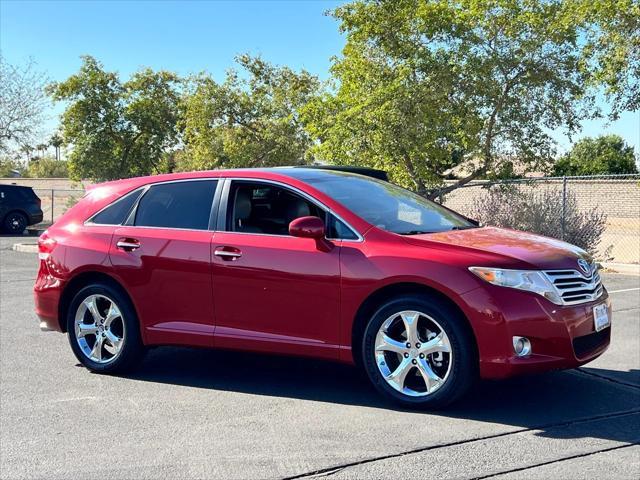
left=109, top=179, right=219, bottom=348
left=211, top=180, right=342, bottom=360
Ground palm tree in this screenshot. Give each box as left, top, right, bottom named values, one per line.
left=49, top=133, right=63, bottom=161
left=20, top=144, right=33, bottom=162
left=36, top=143, right=48, bottom=158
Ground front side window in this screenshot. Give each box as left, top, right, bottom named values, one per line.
left=227, top=182, right=323, bottom=236
left=294, top=172, right=475, bottom=234
left=134, top=180, right=217, bottom=230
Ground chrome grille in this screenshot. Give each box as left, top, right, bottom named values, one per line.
left=543, top=267, right=604, bottom=305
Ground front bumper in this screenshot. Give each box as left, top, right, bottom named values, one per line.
left=461, top=285, right=611, bottom=380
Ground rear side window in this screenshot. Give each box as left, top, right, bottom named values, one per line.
left=21, top=188, right=37, bottom=200
left=134, top=180, right=217, bottom=230
left=91, top=188, right=144, bottom=225
left=0, top=187, right=33, bottom=201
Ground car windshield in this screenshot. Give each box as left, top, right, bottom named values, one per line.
left=294, top=171, right=476, bottom=234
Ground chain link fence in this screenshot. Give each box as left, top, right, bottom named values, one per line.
left=432, top=174, right=640, bottom=264
left=26, top=174, right=640, bottom=264
left=32, top=188, right=85, bottom=226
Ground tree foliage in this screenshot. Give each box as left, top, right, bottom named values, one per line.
left=25, top=157, right=69, bottom=178
left=0, top=56, right=49, bottom=153
left=48, top=56, right=181, bottom=181
left=303, top=0, right=640, bottom=195
left=554, top=135, right=638, bottom=175
left=0, top=157, right=24, bottom=177
left=178, top=55, right=321, bottom=171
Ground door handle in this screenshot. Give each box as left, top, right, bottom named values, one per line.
left=214, top=247, right=242, bottom=260
left=116, top=239, right=140, bottom=251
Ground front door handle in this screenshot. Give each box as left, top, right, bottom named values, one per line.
left=116, top=239, right=140, bottom=251
left=214, top=247, right=242, bottom=260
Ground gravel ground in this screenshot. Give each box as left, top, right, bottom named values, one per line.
left=1, top=234, right=638, bottom=479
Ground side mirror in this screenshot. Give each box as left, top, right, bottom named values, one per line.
left=289, top=216, right=325, bottom=239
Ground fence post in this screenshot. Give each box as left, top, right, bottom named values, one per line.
left=51, top=189, right=54, bottom=224
left=561, top=176, right=567, bottom=240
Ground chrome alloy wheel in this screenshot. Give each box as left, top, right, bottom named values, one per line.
left=374, top=310, right=453, bottom=397
left=74, top=294, right=126, bottom=364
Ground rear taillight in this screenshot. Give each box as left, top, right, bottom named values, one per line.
left=38, top=231, right=57, bottom=260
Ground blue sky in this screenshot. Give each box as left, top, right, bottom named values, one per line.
left=1, top=0, right=638, bottom=154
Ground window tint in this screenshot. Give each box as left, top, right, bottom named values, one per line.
left=21, top=188, right=37, bottom=200
left=227, top=182, right=324, bottom=236
left=91, top=188, right=144, bottom=225
left=0, top=187, right=32, bottom=201
left=135, top=180, right=217, bottom=230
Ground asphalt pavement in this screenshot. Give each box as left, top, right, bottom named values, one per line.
left=1, top=234, right=638, bottom=479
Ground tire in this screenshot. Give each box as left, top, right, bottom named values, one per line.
left=3, top=211, right=28, bottom=234
left=361, top=293, right=477, bottom=409
left=67, top=283, right=144, bottom=374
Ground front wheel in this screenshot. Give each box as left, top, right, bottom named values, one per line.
left=362, top=294, right=477, bottom=409
left=67, top=283, right=144, bottom=373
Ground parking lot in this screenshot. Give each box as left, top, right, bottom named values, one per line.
left=1, top=234, right=638, bottom=479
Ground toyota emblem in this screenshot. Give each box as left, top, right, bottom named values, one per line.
left=577, top=259, right=591, bottom=275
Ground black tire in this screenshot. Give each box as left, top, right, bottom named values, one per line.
left=361, top=293, right=477, bottom=409
left=67, top=283, right=144, bottom=374
left=3, top=211, right=28, bottom=234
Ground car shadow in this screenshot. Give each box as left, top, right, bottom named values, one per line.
left=122, top=346, right=640, bottom=444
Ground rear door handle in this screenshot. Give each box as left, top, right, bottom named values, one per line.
left=116, top=239, right=140, bottom=251
left=214, top=247, right=242, bottom=260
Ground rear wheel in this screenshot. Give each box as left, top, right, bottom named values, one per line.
left=361, top=294, right=477, bottom=409
left=3, top=211, right=27, bottom=234
left=67, top=283, right=144, bottom=373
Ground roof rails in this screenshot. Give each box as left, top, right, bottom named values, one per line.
left=294, top=165, right=389, bottom=181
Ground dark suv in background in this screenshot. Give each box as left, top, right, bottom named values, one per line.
left=0, top=185, right=43, bottom=234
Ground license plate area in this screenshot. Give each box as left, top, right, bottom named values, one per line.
left=593, top=303, right=610, bottom=332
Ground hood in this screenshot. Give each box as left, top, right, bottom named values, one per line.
left=402, top=226, right=592, bottom=271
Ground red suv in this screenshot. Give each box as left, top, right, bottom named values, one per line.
left=34, top=168, right=611, bottom=408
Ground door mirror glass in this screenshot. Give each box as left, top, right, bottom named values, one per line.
left=289, top=216, right=325, bottom=239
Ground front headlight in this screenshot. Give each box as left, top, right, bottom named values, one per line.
left=468, top=267, right=562, bottom=305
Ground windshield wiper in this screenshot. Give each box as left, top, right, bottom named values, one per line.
left=450, top=225, right=479, bottom=230
left=396, top=230, right=435, bottom=235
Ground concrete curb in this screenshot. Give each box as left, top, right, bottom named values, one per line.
left=11, top=243, right=38, bottom=253
left=601, top=262, right=640, bottom=275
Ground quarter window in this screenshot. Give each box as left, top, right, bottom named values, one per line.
left=134, top=180, right=217, bottom=230
left=327, top=215, right=359, bottom=240
left=91, top=188, right=144, bottom=225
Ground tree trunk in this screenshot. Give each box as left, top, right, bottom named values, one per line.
left=426, top=165, right=488, bottom=200
left=401, top=151, right=427, bottom=195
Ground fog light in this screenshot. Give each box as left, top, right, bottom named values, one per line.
left=512, top=336, right=531, bottom=357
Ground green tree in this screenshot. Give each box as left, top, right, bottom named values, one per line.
left=179, top=55, right=321, bottom=171
left=554, top=135, right=638, bottom=175
left=25, top=156, right=69, bottom=178
left=303, top=0, right=640, bottom=196
left=0, top=157, right=25, bottom=177
left=49, top=133, right=63, bottom=161
left=584, top=0, right=640, bottom=118
left=48, top=56, right=181, bottom=181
